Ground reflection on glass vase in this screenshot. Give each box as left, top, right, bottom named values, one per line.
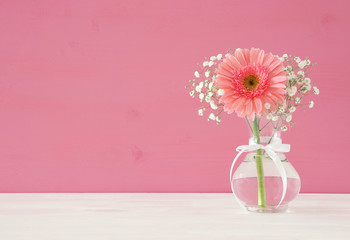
left=231, top=118, right=301, bottom=213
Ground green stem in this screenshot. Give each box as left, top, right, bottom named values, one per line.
left=252, top=116, right=266, bottom=210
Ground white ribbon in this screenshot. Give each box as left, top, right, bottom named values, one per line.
left=230, top=137, right=290, bottom=208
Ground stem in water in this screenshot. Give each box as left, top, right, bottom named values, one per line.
left=252, top=116, right=266, bottom=210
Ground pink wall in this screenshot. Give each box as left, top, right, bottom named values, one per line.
left=0, top=0, right=349, bottom=193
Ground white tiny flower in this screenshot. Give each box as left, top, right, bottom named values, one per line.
left=210, top=101, right=218, bottom=110
left=297, top=78, right=304, bottom=85
left=295, top=97, right=301, bottom=104
left=264, top=102, right=271, bottom=109
left=282, top=100, right=287, bottom=109
left=304, top=77, right=311, bottom=84
left=208, top=61, right=214, bottom=67
left=272, top=116, right=279, bottom=121
left=208, top=113, right=216, bottom=121
left=210, top=56, right=217, bottom=61
left=313, top=86, right=320, bottom=95
left=195, top=85, right=202, bottom=93
left=281, top=125, right=288, bottom=132
left=286, top=87, right=296, bottom=97
left=285, top=65, right=292, bottom=71
left=283, top=54, right=288, bottom=58
left=309, top=101, right=314, bottom=108
left=216, top=116, right=221, bottom=122
left=290, top=72, right=297, bottom=79
left=204, top=82, right=208, bottom=88
left=218, top=89, right=225, bottom=96
left=212, top=75, right=217, bottom=80
left=298, top=60, right=307, bottom=69
left=198, top=81, right=204, bottom=88
left=305, top=84, right=312, bottom=91
left=194, top=71, right=200, bottom=78
left=217, top=54, right=223, bottom=60
left=208, top=91, right=214, bottom=97
left=279, top=57, right=285, bottom=62
left=189, top=90, right=195, bottom=98
left=295, top=57, right=301, bottom=63
left=198, top=109, right=204, bottom=116
left=208, top=82, right=214, bottom=90
left=205, top=71, right=210, bottom=78
left=289, top=106, right=296, bottom=113
left=199, top=93, right=204, bottom=100
left=306, top=59, right=311, bottom=65
left=297, top=70, right=305, bottom=77
left=287, top=75, right=293, bottom=81
left=203, top=61, right=209, bottom=67
left=286, top=115, right=292, bottom=122
left=205, top=95, right=211, bottom=103
left=267, top=113, right=273, bottom=119
left=279, top=107, right=285, bottom=113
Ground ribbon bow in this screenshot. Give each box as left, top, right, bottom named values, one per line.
left=230, top=137, right=290, bottom=208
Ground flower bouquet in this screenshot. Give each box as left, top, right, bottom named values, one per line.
left=186, top=48, right=319, bottom=213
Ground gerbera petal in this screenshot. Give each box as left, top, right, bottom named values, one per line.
left=235, top=50, right=248, bottom=66
left=229, top=56, right=243, bottom=70
left=231, top=97, right=245, bottom=113
left=220, top=94, right=236, bottom=103
left=253, top=98, right=262, bottom=115
left=264, top=94, right=277, bottom=105
left=248, top=48, right=265, bottom=66
left=262, top=53, right=275, bottom=67
left=216, top=80, right=233, bottom=88
left=256, top=49, right=265, bottom=65
left=225, top=100, right=236, bottom=114
left=270, top=83, right=286, bottom=89
left=249, top=48, right=259, bottom=64
left=248, top=112, right=255, bottom=120
left=267, top=58, right=282, bottom=73
left=269, top=65, right=285, bottom=78
left=222, top=58, right=236, bottom=71
left=245, top=100, right=253, bottom=115
left=269, top=87, right=286, bottom=95
left=267, top=90, right=284, bottom=101
left=220, top=61, right=235, bottom=72
left=218, top=68, right=234, bottom=79
left=270, top=76, right=287, bottom=83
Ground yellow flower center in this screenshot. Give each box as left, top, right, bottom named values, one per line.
left=244, top=75, right=259, bottom=90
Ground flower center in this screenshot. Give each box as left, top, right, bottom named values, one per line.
left=244, top=75, right=259, bottom=90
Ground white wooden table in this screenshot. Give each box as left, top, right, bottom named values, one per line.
left=0, top=193, right=349, bottom=239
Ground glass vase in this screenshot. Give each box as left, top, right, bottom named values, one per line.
left=231, top=117, right=301, bottom=213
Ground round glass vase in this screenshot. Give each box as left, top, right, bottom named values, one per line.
left=231, top=119, right=301, bottom=213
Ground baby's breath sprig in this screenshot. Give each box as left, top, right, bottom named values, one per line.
left=185, top=53, right=225, bottom=124
left=265, top=54, right=319, bottom=132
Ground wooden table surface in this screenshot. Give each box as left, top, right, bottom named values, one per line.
left=0, top=193, right=349, bottom=239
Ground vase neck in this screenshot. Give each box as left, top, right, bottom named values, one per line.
left=247, top=116, right=281, bottom=144
left=249, top=136, right=282, bottom=145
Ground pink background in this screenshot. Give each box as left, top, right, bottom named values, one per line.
left=0, top=0, right=349, bottom=193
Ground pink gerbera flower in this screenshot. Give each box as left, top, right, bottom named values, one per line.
left=216, top=48, right=287, bottom=120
